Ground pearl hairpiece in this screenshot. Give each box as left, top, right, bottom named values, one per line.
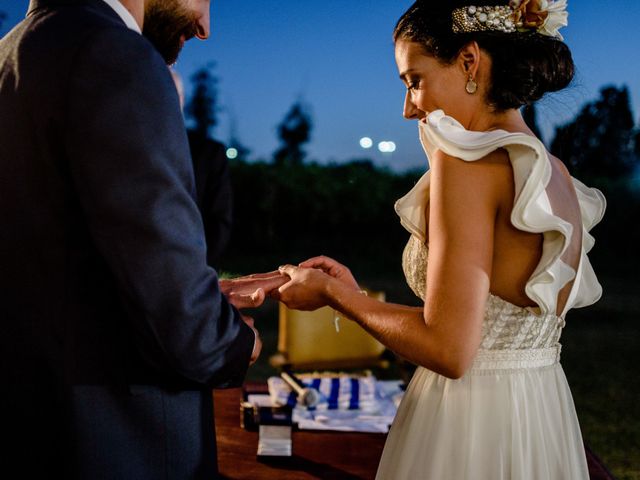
left=452, top=1, right=568, bottom=40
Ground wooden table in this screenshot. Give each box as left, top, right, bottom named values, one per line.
left=214, top=387, right=614, bottom=480
left=214, top=386, right=385, bottom=479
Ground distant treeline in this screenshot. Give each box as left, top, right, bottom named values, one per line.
left=223, top=160, right=421, bottom=276
left=223, top=160, right=639, bottom=282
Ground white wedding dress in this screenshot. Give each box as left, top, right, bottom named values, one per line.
left=376, top=110, right=606, bottom=480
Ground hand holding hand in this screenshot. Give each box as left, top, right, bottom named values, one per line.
left=274, top=265, right=333, bottom=311
left=298, top=256, right=360, bottom=291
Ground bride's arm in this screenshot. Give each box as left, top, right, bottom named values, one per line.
left=278, top=149, right=504, bottom=379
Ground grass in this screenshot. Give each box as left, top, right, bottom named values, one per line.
left=561, top=274, right=640, bottom=480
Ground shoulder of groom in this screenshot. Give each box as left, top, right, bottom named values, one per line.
left=27, top=1, right=164, bottom=80
left=69, top=25, right=171, bottom=92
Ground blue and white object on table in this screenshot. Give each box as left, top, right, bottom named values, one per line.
left=267, top=374, right=404, bottom=433
left=269, top=373, right=377, bottom=411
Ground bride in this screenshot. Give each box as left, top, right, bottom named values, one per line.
left=273, top=1, right=606, bottom=478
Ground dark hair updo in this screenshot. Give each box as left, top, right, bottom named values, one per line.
left=394, top=0, right=575, bottom=111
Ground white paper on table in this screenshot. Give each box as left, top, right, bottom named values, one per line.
left=247, top=394, right=275, bottom=407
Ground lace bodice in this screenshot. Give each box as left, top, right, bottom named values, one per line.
left=402, top=235, right=564, bottom=351
left=395, top=110, right=606, bottom=361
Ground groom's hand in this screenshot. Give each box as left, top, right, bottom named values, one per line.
left=224, top=286, right=266, bottom=310
left=242, top=315, right=262, bottom=365
left=219, top=270, right=289, bottom=309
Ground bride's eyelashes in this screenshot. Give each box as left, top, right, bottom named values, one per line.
left=406, top=78, right=421, bottom=91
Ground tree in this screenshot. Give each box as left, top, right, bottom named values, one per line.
left=186, top=63, right=219, bottom=138
left=634, top=119, right=640, bottom=159
left=273, top=102, right=313, bottom=166
left=523, top=103, right=542, bottom=141
left=550, top=85, right=637, bottom=179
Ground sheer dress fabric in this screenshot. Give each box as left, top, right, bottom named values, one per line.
left=375, top=110, right=606, bottom=480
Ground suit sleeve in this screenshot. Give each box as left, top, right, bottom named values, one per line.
left=63, top=27, right=253, bottom=387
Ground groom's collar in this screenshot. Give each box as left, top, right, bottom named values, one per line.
left=100, top=0, right=140, bottom=33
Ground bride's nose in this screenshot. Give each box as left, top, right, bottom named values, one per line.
left=403, top=91, right=422, bottom=120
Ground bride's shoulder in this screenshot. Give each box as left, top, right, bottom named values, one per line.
left=429, top=147, right=511, bottom=209
left=430, top=145, right=513, bottom=179
left=548, top=152, right=572, bottom=179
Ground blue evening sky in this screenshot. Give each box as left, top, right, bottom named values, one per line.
left=2, top=1, right=639, bottom=171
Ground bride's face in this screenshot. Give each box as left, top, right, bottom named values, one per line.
left=395, top=39, right=467, bottom=121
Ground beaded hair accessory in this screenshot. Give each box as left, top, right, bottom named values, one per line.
left=452, top=0, right=568, bottom=40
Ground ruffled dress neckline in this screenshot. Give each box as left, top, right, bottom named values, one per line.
left=395, top=110, right=606, bottom=319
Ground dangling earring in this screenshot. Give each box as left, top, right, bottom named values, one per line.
left=465, top=75, right=478, bottom=94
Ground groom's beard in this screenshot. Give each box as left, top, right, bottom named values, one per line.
left=143, top=0, right=199, bottom=65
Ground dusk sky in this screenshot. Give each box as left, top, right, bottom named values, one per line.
left=2, top=1, right=639, bottom=171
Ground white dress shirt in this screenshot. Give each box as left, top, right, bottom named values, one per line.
left=101, top=0, right=141, bottom=33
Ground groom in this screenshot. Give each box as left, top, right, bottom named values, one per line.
left=0, top=0, right=283, bottom=478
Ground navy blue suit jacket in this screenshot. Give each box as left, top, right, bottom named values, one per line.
left=0, top=1, right=254, bottom=478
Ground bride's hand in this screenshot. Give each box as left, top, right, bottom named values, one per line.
left=219, top=270, right=289, bottom=309
left=298, top=256, right=360, bottom=291
left=275, top=265, right=337, bottom=311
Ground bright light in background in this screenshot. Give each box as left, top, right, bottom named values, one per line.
left=359, top=137, right=373, bottom=149
left=226, top=148, right=238, bottom=159
left=378, top=141, right=396, bottom=153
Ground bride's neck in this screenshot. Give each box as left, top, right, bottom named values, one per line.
left=467, top=108, right=532, bottom=135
